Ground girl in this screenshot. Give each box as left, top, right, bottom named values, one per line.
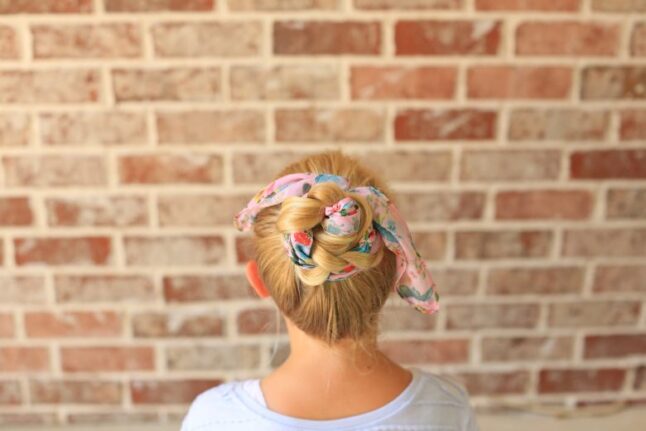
left=181, top=151, right=479, bottom=431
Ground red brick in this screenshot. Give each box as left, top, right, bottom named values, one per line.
left=158, top=194, right=248, bottom=227
left=398, top=192, right=485, bottom=222
left=45, top=196, right=148, bottom=227
left=355, top=0, right=461, bottom=9
left=40, top=112, right=147, bottom=146
left=594, top=265, right=646, bottom=294
left=410, top=232, right=447, bottom=261
left=456, top=230, right=552, bottom=260
left=482, top=336, right=574, bottom=362
left=235, top=236, right=254, bottom=264
left=395, top=109, right=496, bottom=141
left=0, top=25, right=19, bottom=59
left=166, top=345, right=260, bottom=370
left=495, top=190, right=593, bottom=220
left=0, top=381, right=21, bottom=404
left=0, top=69, right=100, bottom=104
left=124, top=235, right=225, bottom=266
left=230, top=0, right=338, bottom=10
left=631, top=23, right=646, bottom=56
left=585, top=334, right=646, bottom=359
left=67, top=412, right=157, bottom=425
left=14, top=236, right=112, bottom=266
left=61, top=347, right=154, bottom=372
left=351, top=66, right=456, bottom=100
left=237, top=308, right=283, bottom=335
left=232, top=151, right=308, bottom=184
left=55, top=275, right=155, bottom=303
left=163, top=275, right=255, bottom=302
left=487, top=267, right=583, bottom=295
left=572, top=149, right=646, bottom=179
left=462, top=150, right=561, bottom=182
left=592, top=0, right=646, bottom=12
left=509, top=109, right=609, bottom=141
left=539, top=368, right=625, bottom=393
left=118, top=153, right=223, bottom=185
left=152, top=22, right=262, bottom=57
left=2, top=155, right=107, bottom=187
left=607, top=188, right=646, bottom=219
left=25, top=311, right=121, bottom=338
left=425, top=269, right=479, bottom=296
left=0, top=347, right=49, bottom=371
left=380, top=305, right=438, bottom=331
left=468, top=66, right=572, bottom=99
left=635, top=367, right=646, bottom=390
left=455, top=371, right=529, bottom=395
left=0, top=113, right=31, bottom=147
left=516, top=22, right=620, bottom=56
left=274, top=21, right=380, bottom=55
left=113, top=67, right=221, bottom=102
left=563, top=228, right=646, bottom=257
left=582, top=67, right=646, bottom=100
left=620, top=110, right=646, bottom=140
left=358, top=150, right=452, bottom=182
left=0, top=314, right=14, bottom=338
left=0, top=275, right=46, bottom=303
left=231, top=65, right=339, bottom=100
left=30, top=380, right=121, bottom=404
left=132, top=311, right=224, bottom=338
left=131, top=379, right=221, bottom=404
left=32, top=24, right=141, bottom=59
left=447, top=303, right=540, bottom=329
left=476, top=0, right=579, bottom=10
left=548, top=301, right=641, bottom=327
left=105, top=0, right=214, bottom=11
left=276, top=108, right=384, bottom=143
left=0, top=0, right=92, bottom=14
left=395, top=20, right=501, bottom=55
left=157, top=110, right=264, bottom=144
left=0, top=197, right=33, bottom=226
left=381, top=340, right=469, bottom=364
left=0, top=412, right=56, bottom=425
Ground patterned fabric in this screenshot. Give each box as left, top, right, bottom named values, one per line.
left=234, top=173, right=440, bottom=314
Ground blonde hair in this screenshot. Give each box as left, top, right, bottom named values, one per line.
left=251, top=150, right=397, bottom=347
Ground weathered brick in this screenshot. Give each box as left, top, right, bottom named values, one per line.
left=425, top=268, right=479, bottom=296
left=0, top=314, right=14, bottom=338
left=276, top=108, right=384, bottom=142
left=548, top=301, right=641, bottom=327
left=636, top=367, right=646, bottom=390
left=32, top=24, right=141, bottom=59
left=0, top=347, right=49, bottom=371
left=61, top=347, right=154, bottom=372
left=45, top=196, right=148, bottom=227
left=398, top=192, right=485, bottom=222
left=40, top=112, right=147, bottom=146
left=395, top=20, right=501, bottom=55
left=381, top=340, right=469, bottom=364
left=516, top=22, right=620, bottom=56
left=620, top=110, right=646, bottom=140
left=581, top=67, right=646, bottom=100
left=593, top=265, right=646, bottom=294
left=157, top=111, right=264, bottom=144
left=468, top=66, right=572, bottom=99
left=585, top=334, right=646, bottom=359
left=447, top=303, right=540, bottom=329
left=571, top=149, right=646, bottom=179
left=454, top=371, right=529, bottom=395
left=113, top=68, right=221, bottom=102
left=0, top=68, right=101, bottom=104
left=607, top=188, right=646, bottom=219
left=67, top=412, right=157, bottom=425
left=0, top=197, right=33, bottom=226
left=487, top=267, right=583, bottom=295
left=166, top=345, right=260, bottom=370
left=461, top=150, right=561, bottom=181
left=130, top=379, right=220, bottom=404
left=118, top=153, right=223, bottom=185
left=274, top=21, right=380, bottom=55
left=351, top=66, right=457, bottom=100
left=235, top=236, right=254, bottom=264
left=410, top=232, right=447, bottom=261
left=54, top=275, right=156, bottom=303
left=158, top=194, right=248, bottom=227
left=476, top=0, right=579, bottom=10
left=105, top=0, right=214, bottom=11
left=563, top=228, right=646, bottom=257
left=482, top=336, right=574, bottom=362
left=0, top=114, right=30, bottom=147
left=152, top=22, right=262, bottom=57
left=509, top=109, right=609, bottom=141
left=237, top=308, right=283, bottom=335
left=30, top=380, right=121, bottom=404
left=357, top=150, right=452, bottom=182
left=0, top=0, right=92, bottom=14
left=495, top=190, right=593, bottom=220
left=0, top=381, right=21, bottom=404
left=132, top=311, right=224, bottom=337
left=0, top=25, right=18, bottom=59
left=25, top=311, right=121, bottom=338
left=3, top=155, right=107, bottom=187
left=0, top=412, right=57, bottom=424
left=124, top=235, right=225, bottom=266
left=163, top=274, right=255, bottom=302
left=591, top=0, right=646, bottom=12
left=229, top=0, right=339, bottom=10
left=233, top=151, right=310, bottom=184
left=0, top=275, right=46, bottom=303
left=631, top=23, right=646, bottom=56
left=539, top=369, right=626, bottom=393
left=14, top=236, right=112, bottom=266
left=380, top=305, right=438, bottom=331
left=231, top=65, right=339, bottom=100
left=395, top=109, right=496, bottom=141
left=455, top=230, right=552, bottom=259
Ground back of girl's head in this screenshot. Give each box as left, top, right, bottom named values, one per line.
left=250, top=150, right=397, bottom=346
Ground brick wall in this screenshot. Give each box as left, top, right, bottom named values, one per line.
left=0, top=0, right=645, bottom=426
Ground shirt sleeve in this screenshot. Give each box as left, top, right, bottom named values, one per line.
left=463, top=404, right=480, bottom=431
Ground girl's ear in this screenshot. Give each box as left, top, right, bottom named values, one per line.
left=245, top=260, right=270, bottom=299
